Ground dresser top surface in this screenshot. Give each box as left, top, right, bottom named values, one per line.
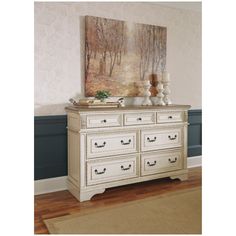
left=65, top=104, right=191, bottom=113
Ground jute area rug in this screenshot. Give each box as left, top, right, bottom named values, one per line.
left=44, top=187, right=201, bottom=234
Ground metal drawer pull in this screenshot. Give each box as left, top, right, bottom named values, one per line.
left=168, top=157, right=177, bottom=163
left=94, top=141, right=106, bottom=148
left=101, top=119, right=107, bottom=123
left=121, top=139, right=131, bottom=145
left=137, top=117, right=142, bottom=121
left=168, top=116, right=173, bottom=119
left=147, top=137, right=157, bottom=142
left=147, top=161, right=157, bottom=166
left=121, top=164, right=132, bottom=171
left=94, top=168, right=106, bottom=175
left=168, top=135, right=177, bottom=140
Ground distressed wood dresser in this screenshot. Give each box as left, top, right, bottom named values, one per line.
left=65, top=105, right=191, bottom=201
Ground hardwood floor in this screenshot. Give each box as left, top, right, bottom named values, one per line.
left=34, top=167, right=201, bottom=234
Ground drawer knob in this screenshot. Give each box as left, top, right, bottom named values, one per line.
left=101, top=119, right=107, bottom=123
left=168, top=157, right=177, bottom=163
left=168, top=135, right=177, bottom=140
left=120, top=139, right=131, bottom=145
left=168, top=116, right=173, bottom=119
left=94, top=168, right=106, bottom=175
left=94, top=141, right=106, bottom=148
left=147, top=137, right=157, bottom=142
left=147, top=160, right=157, bottom=166
left=137, top=117, right=142, bottom=121
left=121, top=164, right=132, bottom=171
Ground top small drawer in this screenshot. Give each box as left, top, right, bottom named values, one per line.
left=157, top=111, right=184, bottom=123
left=124, top=112, right=156, bottom=126
left=86, top=114, right=122, bottom=128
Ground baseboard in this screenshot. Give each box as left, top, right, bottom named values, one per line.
left=187, top=155, right=202, bottom=168
left=34, top=156, right=202, bottom=195
left=34, top=176, right=67, bottom=195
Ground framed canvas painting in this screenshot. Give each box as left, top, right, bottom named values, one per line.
left=85, top=16, right=167, bottom=97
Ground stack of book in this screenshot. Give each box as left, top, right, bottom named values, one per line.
left=69, top=98, right=119, bottom=108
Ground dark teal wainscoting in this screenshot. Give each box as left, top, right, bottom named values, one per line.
left=188, top=110, right=202, bottom=157
left=34, top=115, right=67, bottom=180
left=34, top=109, right=202, bottom=180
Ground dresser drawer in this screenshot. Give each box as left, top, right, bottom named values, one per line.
left=141, top=128, right=182, bottom=152
left=141, top=150, right=182, bottom=176
left=87, top=131, right=138, bottom=158
left=124, top=112, right=156, bottom=126
left=86, top=114, right=122, bottom=128
left=87, top=155, right=138, bottom=185
left=157, top=111, right=184, bottom=123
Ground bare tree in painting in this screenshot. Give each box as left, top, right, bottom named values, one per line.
left=151, top=26, right=160, bottom=74
left=134, top=24, right=167, bottom=80
left=134, top=24, right=153, bottom=80
left=95, top=18, right=108, bottom=75
left=159, top=28, right=167, bottom=72
left=151, top=26, right=166, bottom=74
left=85, top=17, right=100, bottom=78
left=115, top=23, right=127, bottom=66
left=87, top=17, right=127, bottom=77
left=106, top=20, right=126, bottom=76
left=107, top=20, right=127, bottom=76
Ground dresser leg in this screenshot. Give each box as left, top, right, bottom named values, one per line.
left=170, top=173, right=188, bottom=181
left=67, top=179, right=106, bottom=202
left=79, top=188, right=106, bottom=202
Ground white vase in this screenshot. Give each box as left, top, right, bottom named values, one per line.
left=142, top=80, right=152, bottom=106
left=155, top=75, right=165, bottom=105
left=163, top=72, right=172, bottom=105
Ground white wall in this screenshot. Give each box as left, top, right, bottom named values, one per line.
left=35, top=2, right=201, bottom=116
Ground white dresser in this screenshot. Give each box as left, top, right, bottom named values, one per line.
left=65, top=105, right=191, bottom=201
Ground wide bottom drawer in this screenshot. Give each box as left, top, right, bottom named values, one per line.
left=87, top=155, right=138, bottom=186
left=141, top=150, right=182, bottom=176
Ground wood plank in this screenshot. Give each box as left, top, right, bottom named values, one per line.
left=34, top=167, right=201, bottom=234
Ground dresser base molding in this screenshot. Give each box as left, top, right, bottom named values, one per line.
left=170, top=173, right=188, bottom=181
left=67, top=169, right=188, bottom=201
left=67, top=179, right=106, bottom=202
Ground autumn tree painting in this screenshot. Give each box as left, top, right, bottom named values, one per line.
left=85, top=16, right=166, bottom=97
